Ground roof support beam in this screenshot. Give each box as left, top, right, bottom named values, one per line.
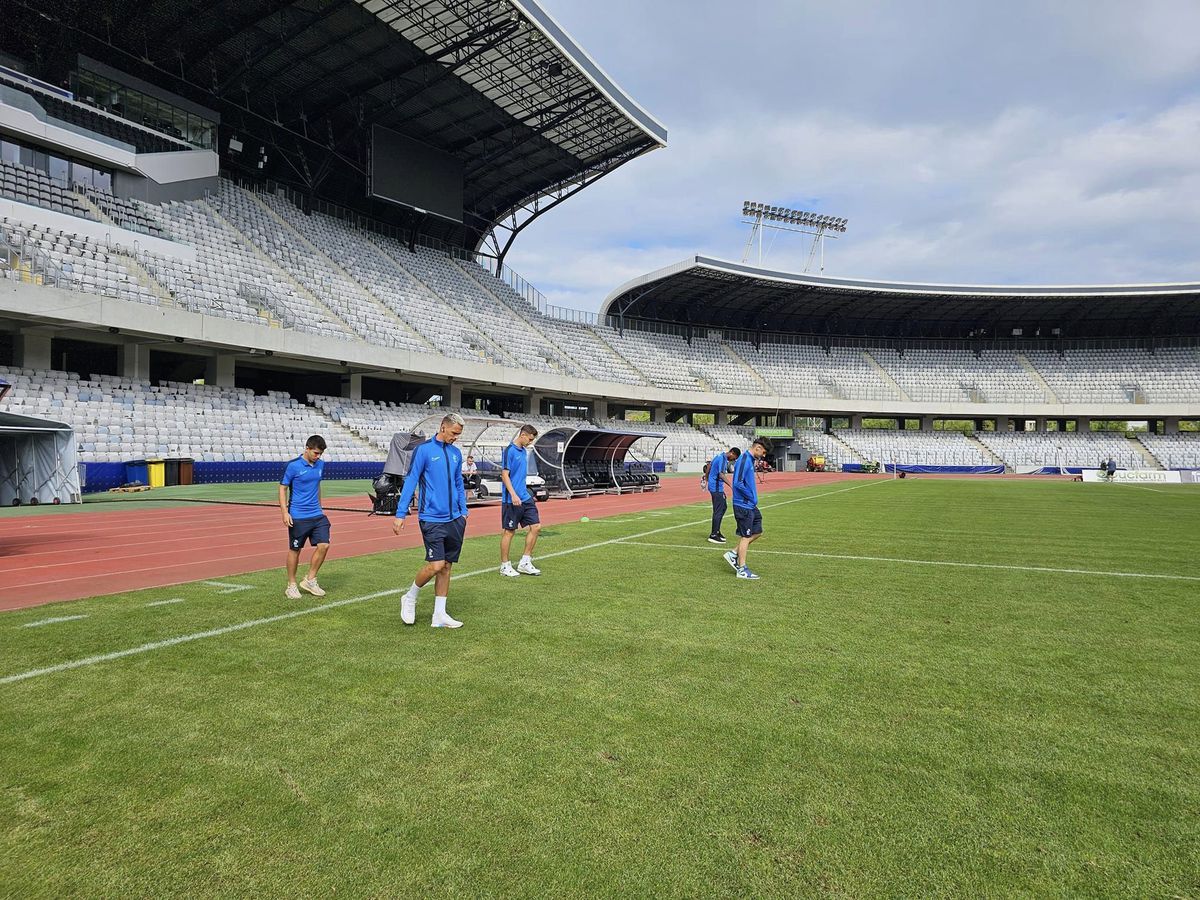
left=218, top=1, right=346, bottom=94
left=312, top=16, right=522, bottom=129
left=463, top=89, right=599, bottom=177
left=180, top=0, right=300, bottom=68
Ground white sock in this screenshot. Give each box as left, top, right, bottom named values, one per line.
left=501, top=560, right=513, bottom=568
left=520, top=555, right=531, bottom=565
left=405, top=581, right=421, bottom=599
left=434, top=596, right=447, bottom=617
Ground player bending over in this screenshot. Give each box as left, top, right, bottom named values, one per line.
left=499, top=424, right=542, bottom=577
left=723, top=438, right=768, bottom=580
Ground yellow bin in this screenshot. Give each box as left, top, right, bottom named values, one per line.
left=146, top=458, right=166, bottom=489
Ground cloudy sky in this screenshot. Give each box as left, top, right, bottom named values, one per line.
left=504, top=0, right=1200, bottom=312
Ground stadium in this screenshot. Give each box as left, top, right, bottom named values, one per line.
left=1, top=1, right=1197, bottom=895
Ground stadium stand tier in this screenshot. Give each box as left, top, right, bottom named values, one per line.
left=6, top=177, right=1200, bottom=412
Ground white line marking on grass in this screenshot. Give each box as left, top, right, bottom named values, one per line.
left=0, top=480, right=888, bottom=686
left=203, top=581, right=254, bottom=594
left=146, top=598, right=185, bottom=607
left=615, top=541, right=1200, bottom=583
left=20, top=615, right=88, bottom=628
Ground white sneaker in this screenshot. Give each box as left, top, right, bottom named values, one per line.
left=517, top=559, right=541, bottom=576
left=300, top=578, right=325, bottom=597
left=499, top=563, right=519, bottom=577
left=401, top=593, right=416, bottom=626
left=723, top=550, right=738, bottom=571
left=431, top=612, right=463, bottom=629
left=285, top=583, right=301, bottom=600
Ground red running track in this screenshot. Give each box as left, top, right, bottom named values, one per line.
left=0, top=472, right=861, bottom=611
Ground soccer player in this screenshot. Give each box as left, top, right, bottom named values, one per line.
left=723, top=438, right=768, bottom=580
left=392, top=413, right=469, bottom=628
left=280, top=434, right=330, bottom=599
left=706, top=446, right=741, bottom=544
left=499, top=424, right=541, bottom=577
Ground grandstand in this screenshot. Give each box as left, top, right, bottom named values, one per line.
left=1, top=0, right=1198, bottom=485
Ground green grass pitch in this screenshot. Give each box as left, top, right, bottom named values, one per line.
left=1, top=478, right=1198, bottom=897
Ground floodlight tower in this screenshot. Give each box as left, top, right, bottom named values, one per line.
left=740, top=201, right=848, bottom=272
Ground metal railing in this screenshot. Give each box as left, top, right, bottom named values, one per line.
left=0, top=232, right=66, bottom=288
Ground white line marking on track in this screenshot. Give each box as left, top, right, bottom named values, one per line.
left=20, top=615, right=88, bottom=628
left=0, top=480, right=887, bottom=686
left=616, top=541, right=1200, bottom=583
left=202, top=581, right=254, bottom=594
left=146, top=599, right=186, bottom=607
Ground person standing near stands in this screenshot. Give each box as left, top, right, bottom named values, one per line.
left=723, top=439, right=768, bottom=580
left=280, top=434, right=330, bottom=599
left=462, top=453, right=480, bottom=493
left=706, top=446, right=740, bottom=544
left=499, top=424, right=542, bottom=576
left=393, top=413, right=469, bottom=628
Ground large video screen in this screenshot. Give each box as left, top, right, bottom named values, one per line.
left=369, top=125, right=464, bottom=223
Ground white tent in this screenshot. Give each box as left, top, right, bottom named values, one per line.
left=0, top=411, right=82, bottom=506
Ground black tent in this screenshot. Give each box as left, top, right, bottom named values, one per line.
left=534, top=427, right=663, bottom=497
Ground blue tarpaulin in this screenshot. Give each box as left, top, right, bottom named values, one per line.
left=81, top=460, right=381, bottom=493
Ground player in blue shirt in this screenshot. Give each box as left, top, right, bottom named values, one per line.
left=279, top=434, right=330, bottom=599
left=392, top=413, right=469, bottom=628
left=705, top=446, right=740, bottom=544
left=722, top=438, right=769, bottom=580
left=499, top=424, right=542, bottom=577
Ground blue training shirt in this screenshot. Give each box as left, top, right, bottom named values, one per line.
left=732, top=451, right=758, bottom=508
left=281, top=456, right=325, bottom=519
left=396, top=437, right=468, bottom=522
left=707, top=451, right=728, bottom=494
left=502, top=442, right=531, bottom=503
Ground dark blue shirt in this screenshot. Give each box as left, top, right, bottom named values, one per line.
left=502, top=442, right=531, bottom=503
left=281, top=455, right=324, bottom=519
left=732, top=451, right=758, bottom=508
left=396, top=437, right=468, bottom=522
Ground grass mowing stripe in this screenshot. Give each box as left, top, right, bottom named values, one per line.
left=0, top=479, right=888, bottom=686
left=617, top=540, right=1200, bottom=582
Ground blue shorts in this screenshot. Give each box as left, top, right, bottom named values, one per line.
left=289, top=514, right=330, bottom=549
left=420, top=516, right=467, bottom=563
left=732, top=505, right=763, bottom=538
left=501, top=501, right=540, bottom=531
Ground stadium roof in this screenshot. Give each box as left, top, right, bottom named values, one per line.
left=3, top=0, right=666, bottom=256
left=601, top=257, right=1200, bottom=341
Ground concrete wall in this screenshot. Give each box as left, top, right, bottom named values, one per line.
left=0, top=92, right=137, bottom=167
left=3, top=86, right=218, bottom=202
left=131, top=149, right=219, bottom=186
left=113, top=170, right=217, bottom=204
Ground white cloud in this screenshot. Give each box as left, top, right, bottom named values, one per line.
left=503, top=1, right=1200, bottom=308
